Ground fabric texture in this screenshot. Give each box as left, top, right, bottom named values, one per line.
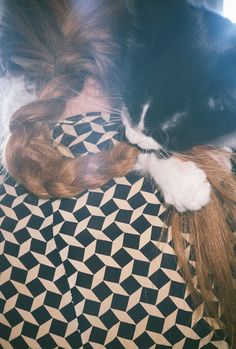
left=0, top=112, right=229, bottom=348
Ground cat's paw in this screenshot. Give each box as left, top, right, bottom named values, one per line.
left=162, top=160, right=211, bottom=212
left=137, top=154, right=211, bottom=212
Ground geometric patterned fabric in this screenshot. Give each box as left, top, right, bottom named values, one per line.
left=0, top=112, right=229, bottom=348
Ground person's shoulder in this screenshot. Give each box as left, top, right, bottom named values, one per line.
left=0, top=167, right=53, bottom=227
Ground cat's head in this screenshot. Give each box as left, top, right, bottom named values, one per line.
left=121, top=0, right=236, bottom=152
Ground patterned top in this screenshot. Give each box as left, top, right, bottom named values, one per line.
left=0, top=112, right=229, bottom=349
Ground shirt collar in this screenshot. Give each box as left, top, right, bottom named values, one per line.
left=52, top=112, right=124, bottom=158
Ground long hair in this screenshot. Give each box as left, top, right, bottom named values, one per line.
left=1, top=0, right=126, bottom=195
left=1, top=0, right=236, bottom=345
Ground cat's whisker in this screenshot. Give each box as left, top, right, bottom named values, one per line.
left=159, top=129, right=170, bottom=149
left=79, top=95, right=122, bottom=113
left=52, top=79, right=123, bottom=114
left=140, top=148, right=172, bottom=160
left=172, top=151, right=220, bottom=160
left=67, top=97, right=123, bottom=115
left=174, top=146, right=231, bottom=159
left=106, top=95, right=123, bottom=100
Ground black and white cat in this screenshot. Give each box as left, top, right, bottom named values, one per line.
left=118, top=0, right=236, bottom=212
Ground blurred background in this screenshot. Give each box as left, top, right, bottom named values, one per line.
left=189, top=0, right=236, bottom=23
left=189, top=0, right=222, bottom=12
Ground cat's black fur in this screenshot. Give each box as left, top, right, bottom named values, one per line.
left=118, top=0, right=236, bottom=152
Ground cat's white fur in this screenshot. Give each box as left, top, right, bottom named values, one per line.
left=122, top=106, right=211, bottom=212
left=139, top=103, right=150, bottom=130
left=161, top=112, right=187, bottom=132
left=122, top=105, right=161, bottom=150
left=137, top=153, right=211, bottom=212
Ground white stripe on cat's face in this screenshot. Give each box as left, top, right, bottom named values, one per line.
left=121, top=103, right=161, bottom=150
left=138, top=103, right=150, bottom=131
left=160, top=111, right=187, bottom=132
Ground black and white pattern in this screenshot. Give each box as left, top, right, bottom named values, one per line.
left=0, top=113, right=229, bottom=348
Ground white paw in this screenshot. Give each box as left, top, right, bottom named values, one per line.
left=137, top=154, right=211, bottom=212
left=162, top=161, right=211, bottom=212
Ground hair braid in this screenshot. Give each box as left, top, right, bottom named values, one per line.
left=2, top=0, right=124, bottom=197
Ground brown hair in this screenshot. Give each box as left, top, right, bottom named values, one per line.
left=1, top=0, right=126, bottom=195
left=172, top=147, right=236, bottom=340
left=1, top=0, right=236, bottom=345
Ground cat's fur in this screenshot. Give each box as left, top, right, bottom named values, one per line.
left=117, top=0, right=236, bottom=211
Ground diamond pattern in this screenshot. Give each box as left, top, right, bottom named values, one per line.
left=0, top=112, right=229, bottom=348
